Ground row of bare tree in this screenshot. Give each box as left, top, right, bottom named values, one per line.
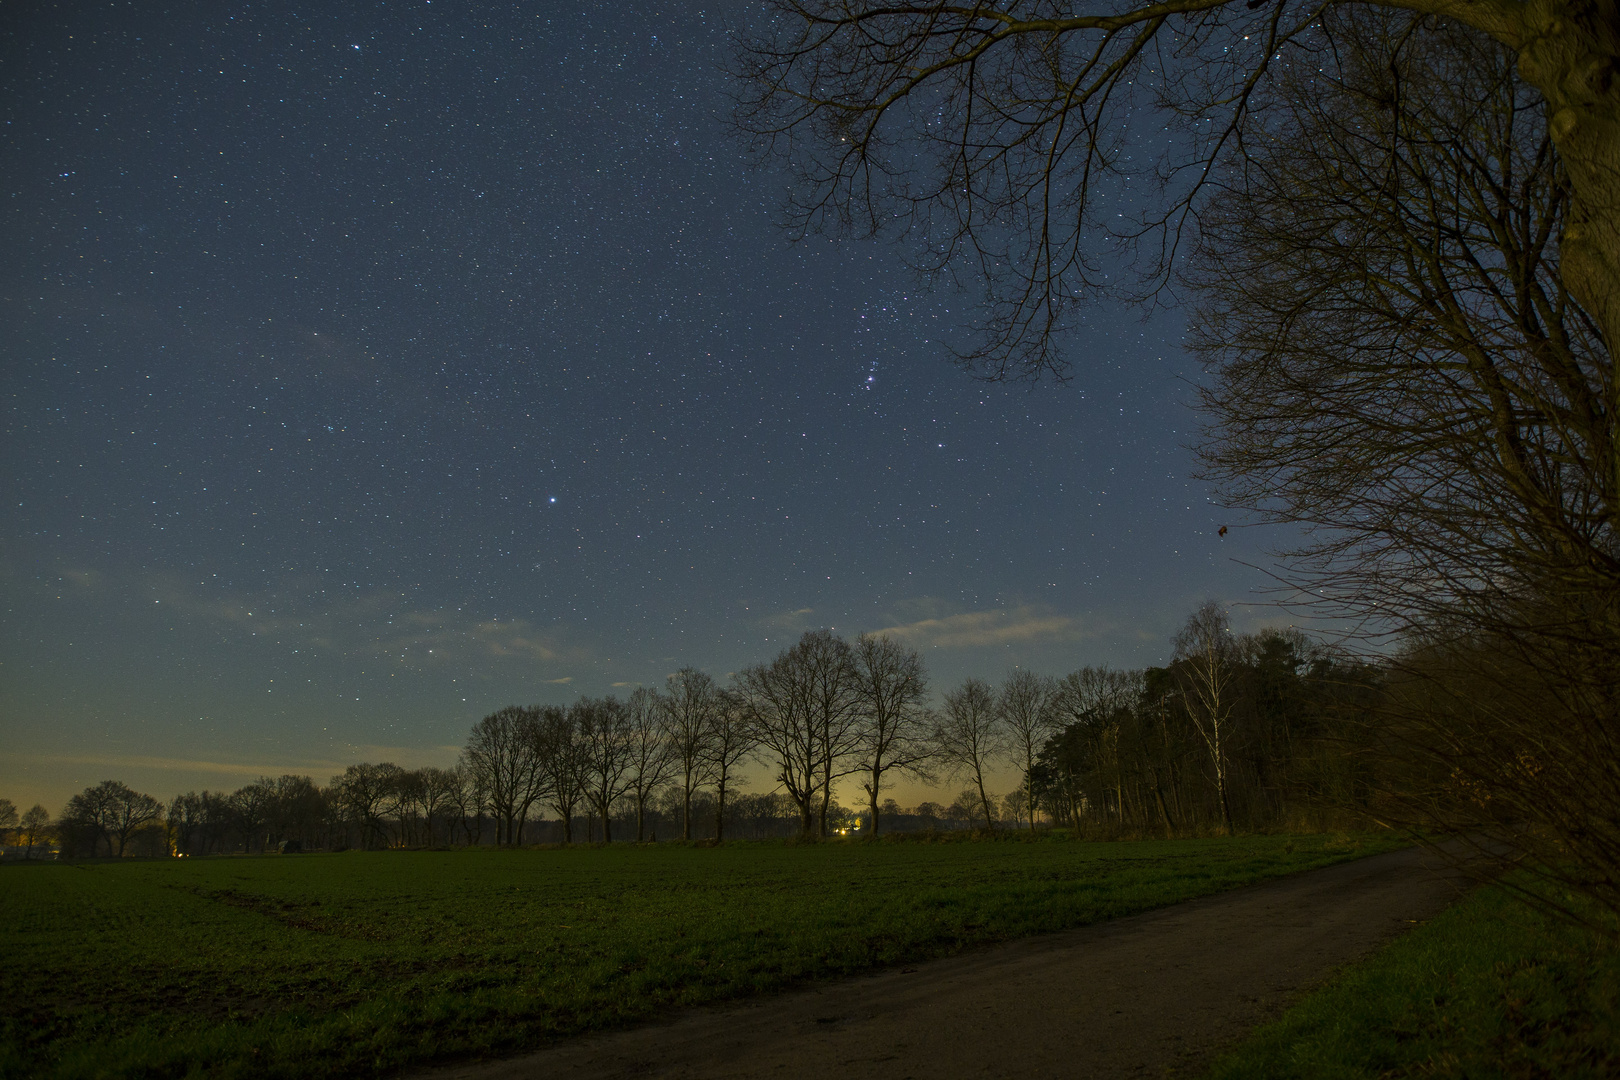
left=456, top=616, right=1373, bottom=844
left=24, top=608, right=1381, bottom=857
left=457, top=631, right=939, bottom=844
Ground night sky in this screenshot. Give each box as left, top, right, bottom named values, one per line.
left=2, top=3, right=1290, bottom=811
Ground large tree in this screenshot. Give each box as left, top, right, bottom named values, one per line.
left=577, top=696, right=635, bottom=843
left=539, top=704, right=589, bottom=844
left=1189, top=11, right=1619, bottom=918
left=997, top=669, right=1059, bottom=830
left=935, top=677, right=1008, bottom=829
left=623, top=686, right=676, bottom=841
left=463, top=707, right=548, bottom=846
left=706, top=689, right=761, bottom=841
left=63, top=780, right=162, bottom=857
left=850, top=633, right=937, bottom=834
left=734, top=1, right=1617, bottom=383
left=18, top=804, right=51, bottom=859
left=659, top=668, right=721, bottom=841
left=737, top=0, right=1619, bottom=919
left=739, top=630, right=864, bottom=836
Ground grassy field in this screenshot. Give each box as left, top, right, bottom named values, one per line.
left=1, top=832, right=1391, bottom=1080
left=1204, top=881, right=1620, bottom=1079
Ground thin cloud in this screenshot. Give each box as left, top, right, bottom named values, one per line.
left=131, top=569, right=583, bottom=670
left=869, top=607, right=1083, bottom=648
left=12, top=752, right=351, bottom=779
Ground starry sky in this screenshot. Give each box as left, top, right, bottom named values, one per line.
left=2, top=2, right=1290, bottom=812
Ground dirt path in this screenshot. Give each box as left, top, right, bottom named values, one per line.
left=420, top=846, right=1471, bottom=1080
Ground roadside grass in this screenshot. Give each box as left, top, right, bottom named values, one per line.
left=1, top=832, right=1395, bottom=1080
left=1204, top=880, right=1620, bottom=1079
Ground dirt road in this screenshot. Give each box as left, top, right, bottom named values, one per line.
left=420, top=845, right=1470, bottom=1080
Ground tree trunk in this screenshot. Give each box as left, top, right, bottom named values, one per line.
left=1153, top=778, right=1175, bottom=833
left=1514, top=0, right=1620, bottom=512
left=975, top=768, right=995, bottom=830
left=1212, top=730, right=1234, bottom=833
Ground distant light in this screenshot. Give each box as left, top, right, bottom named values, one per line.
left=549, top=496, right=557, bottom=503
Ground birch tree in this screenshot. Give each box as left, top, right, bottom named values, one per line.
left=1173, top=602, right=1239, bottom=833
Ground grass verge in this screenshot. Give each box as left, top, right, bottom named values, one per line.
left=1, top=832, right=1393, bottom=1079
left=1204, top=880, right=1620, bottom=1079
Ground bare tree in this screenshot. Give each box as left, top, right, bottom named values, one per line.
left=464, top=706, right=548, bottom=846
left=997, top=669, right=1059, bottom=830
left=107, top=781, right=164, bottom=856
left=738, top=630, right=863, bottom=837
left=735, top=0, right=1620, bottom=916
left=578, top=696, right=635, bottom=843
left=706, top=689, right=760, bottom=841
left=935, top=678, right=1007, bottom=830
left=623, top=686, right=675, bottom=841
left=392, top=770, right=427, bottom=847
left=733, top=3, right=1620, bottom=393
left=63, top=780, right=163, bottom=857
left=332, top=764, right=402, bottom=850
left=801, top=631, right=866, bottom=835
left=1188, top=11, right=1619, bottom=919
left=412, top=767, right=459, bottom=846
left=540, top=704, right=589, bottom=843
left=445, top=762, right=488, bottom=846
left=850, top=633, right=936, bottom=834
left=659, top=668, right=720, bottom=841
left=18, top=804, right=50, bottom=858
left=234, top=779, right=282, bottom=853
left=0, top=798, right=16, bottom=841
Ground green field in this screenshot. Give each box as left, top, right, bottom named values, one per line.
left=1204, top=881, right=1620, bottom=1079
left=1, top=833, right=1390, bottom=1080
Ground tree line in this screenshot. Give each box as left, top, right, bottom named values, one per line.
left=5, top=603, right=1392, bottom=859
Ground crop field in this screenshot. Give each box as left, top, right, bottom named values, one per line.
left=1, top=833, right=1392, bottom=1079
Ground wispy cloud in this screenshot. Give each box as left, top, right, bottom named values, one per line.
left=11, top=752, right=352, bottom=779
left=868, top=606, right=1084, bottom=648
left=13, top=743, right=465, bottom=781
left=759, top=606, right=817, bottom=631
left=128, top=570, right=583, bottom=671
